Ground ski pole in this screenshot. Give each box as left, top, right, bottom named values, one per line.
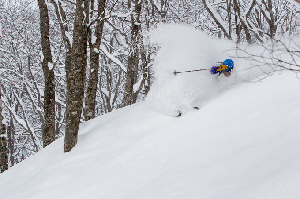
left=173, top=68, right=209, bottom=76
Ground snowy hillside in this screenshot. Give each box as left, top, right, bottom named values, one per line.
left=0, top=25, right=300, bottom=199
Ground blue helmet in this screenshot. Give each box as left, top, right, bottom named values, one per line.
left=223, top=59, right=234, bottom=70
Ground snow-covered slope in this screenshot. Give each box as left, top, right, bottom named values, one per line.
left=1, top=25, right=300, bottom=199
left=1, top=71, right=300, bottom=199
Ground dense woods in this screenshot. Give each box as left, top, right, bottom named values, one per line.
left=0, top=0, right=299, bottom=172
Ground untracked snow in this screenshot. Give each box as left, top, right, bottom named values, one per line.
left=0, top=25, right=300, bottom=199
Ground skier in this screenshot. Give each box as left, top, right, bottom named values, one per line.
left=210, top=59, right=234, bottom=77
left=174, top=59, right=235, bottom=117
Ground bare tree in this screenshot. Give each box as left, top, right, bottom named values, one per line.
left=234, top=35, right=300, bottom=77
left=123, top=0, right=143, bottom=106
left=64, top=0, right=88, bottom=152
left=85, top=0, right=107, bottom=121
left=37, top=0, right=56, bottom=147
left=0, top=85, right=8, bottom=173
left=0, top=0, right=44, bottom=165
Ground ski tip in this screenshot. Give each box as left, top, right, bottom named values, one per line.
left=173, top=70, right=177, bottom=76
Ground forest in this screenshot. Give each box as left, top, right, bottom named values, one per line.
left=0, top=0, right=299, bottom=173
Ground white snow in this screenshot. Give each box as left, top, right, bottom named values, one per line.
left=101, top=87, right=109, bottom=97
left=100, top=45, right=127, bottom=72
left=65, top=31, right=73, bottom=46
left=91, top=32, right=97, bottom=44
left=133, top=77, right=143, bottom=92
left=48, top=62, right=54, bottom=70
left=93, top=47, right=99, bottom=53
left=39, top=51, right=44, bottom=63
left=0, top=24, right=300, bottom=199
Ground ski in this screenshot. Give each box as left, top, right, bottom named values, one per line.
left=176, top=110, right=182, bottom=117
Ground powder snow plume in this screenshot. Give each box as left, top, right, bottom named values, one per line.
left=146, top=24, right=240, bottom=116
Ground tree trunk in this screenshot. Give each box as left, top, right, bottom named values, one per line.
left=232, top=0, right=252, bottom=44
left=64, top=0, right=88, bottom=153
left=267, top=0, right=276, bottom=38
left=123, top=0, right=142, bottom=107
left=37, top=0, right=56, bottom=147
left=7, top=118, right=14, bottom=167
left=85, top=0, right=106, bottom=121
left=0, top=87, right=8, bottom=173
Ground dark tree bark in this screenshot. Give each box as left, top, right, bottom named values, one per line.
left=123, top=0, right=142, bottom=106
left=7, top=118, right=14, bottom=167
left=85, top=0, right=107, bottom=121
left=265, top=0, right=276, bottom=38
left=37, top=0, right=56, bottom=147
left=0, top=87, right=8, bottom=173
left=64, top=0, right=88, bottom=152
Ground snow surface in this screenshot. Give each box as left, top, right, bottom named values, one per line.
left=48, top=62, right=54, bottom=70
left=1, top=25, right=300, bottom=199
